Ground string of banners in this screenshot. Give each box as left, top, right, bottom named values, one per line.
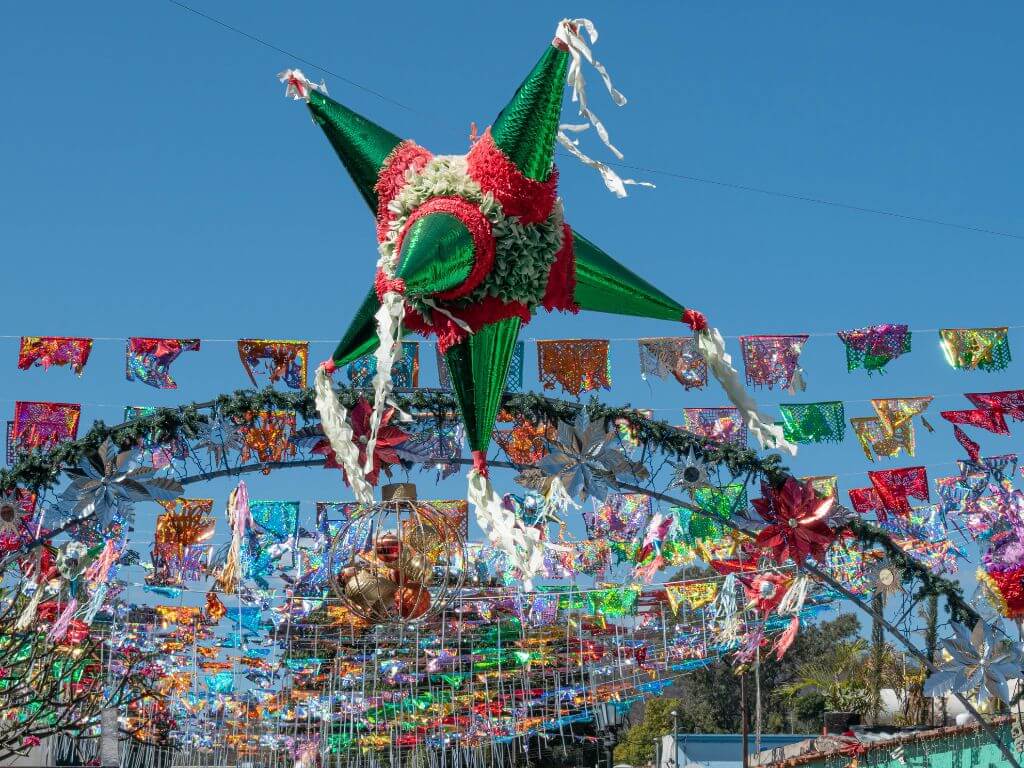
left=11, top=325, right=1014, bottom=392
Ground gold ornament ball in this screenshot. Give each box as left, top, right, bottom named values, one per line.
left=344, top=569, right=397, bottom=615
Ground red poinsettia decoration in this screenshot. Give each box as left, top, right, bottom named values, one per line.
left=752, top=477, right=835, bottom=564
left=740, top=572, right=792, bottom=613
left=313, top=399, right=408, bottom=486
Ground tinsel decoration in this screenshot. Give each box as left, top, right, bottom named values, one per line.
left=436, top=342, right=523, bottom=392
left=752, top=477, right=835, bottom=564
left=836, top=324, right=910, bottom=374
left=778, top=401, right=845, bottom=444
left=537, top=339, right=611, bottom=396
left=682, top=407, right=748, bottom=447
left=584, top=493, right=650, bottom=542
left=739, top=334, right=808, bottom=391
left=939, top=327, right=1011, bottom=371
left=12, top=401, right=81, bottom=453
left=588, top=585, right=640, bottom=617
left=348, top=341, right=419, bottom=389
left=237, top=339, right=309, bottom=390
left=873, top=397, right=934, bottom=434
left=824, top=541, right=869, bottom=594
left=18, top=336, right=93, bottom=375
left=250, top=500, right=300, bottom=544
left=803, top=475, right=838, bottom=499
left=868, top=467, right=929, bottom=517
left=493, top=412, right=555, bottom=466
left=942, top=391, right=1024, bottom=459
left=638, top=336, right=707, bottom=389
left=125, top=406, right=188, bottom=468
left=240, top=411, right=297, bottom=472
left=665, top=582, right=719, bottom=613
left=155, top=498, right=215, bottom=557
left=126, top=337, right=200, bottom=389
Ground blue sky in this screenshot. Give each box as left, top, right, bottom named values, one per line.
left=2, top=2, right=1023, bottom=605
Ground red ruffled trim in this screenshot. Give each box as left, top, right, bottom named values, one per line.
left=981, top=563, right=1024, bottom=618
left=404, top=297, right=533, bottom=353
left=542, top=222, right=579, bottom=314
left=374, top=271, right=407, bottom=303
left=393, top=197, right=495, bottom=302
left=466, top=129, right=558, bottom=225
left=375, top=141, right=433, bottom=243
left=683, top=308, right=708, bottom=332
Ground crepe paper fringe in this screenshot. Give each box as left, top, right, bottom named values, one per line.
left=18, top=336, right=93, bottom=375
left=739, top=334, right=809, bottom=391
left=12, top=401, right=81, bottom=453
left=638, top=336, right=707, bottom=390
left=778, top=401, right=846, bottom=444
left=537, top=339, right=611, bottom=396
left=837, top=324, right=911, bottom=374
left=125, top=337, right=200, bottom=389
left=237, top=339, right=309, bottom=390
left=940, top=327, right=1011, bottom=371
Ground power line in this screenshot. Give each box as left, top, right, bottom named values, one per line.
left=164, top=0, right=1024, bottom=242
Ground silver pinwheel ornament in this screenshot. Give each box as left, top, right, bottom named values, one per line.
left=535, top=411, right=646, bottom=503
left=59, top=438, right=183, bottom=527
left=670, top=446, right=709, bottom=491
left=923, top=619, right=1024, bottom=705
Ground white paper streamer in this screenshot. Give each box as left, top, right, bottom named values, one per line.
left=276, top=68, right=327, bottom=101
left=314, top=366, right=374, bottom=503
left=15, top=582, right=44, bottom=631
left=776, top=575, right=809, bottom=616
left=696, top=327, right=798, bottom=456
left=468, top=471, right=549, bottom=591
left=554, top=18, right=653, bottom=198
left=362, top=290, right=406, bottom=477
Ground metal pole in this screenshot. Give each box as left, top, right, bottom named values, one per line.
left=671, top=710, right=678, bottom=768
left=741, top=672, right=749, bottom=768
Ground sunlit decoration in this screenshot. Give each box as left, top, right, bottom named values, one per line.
left=195, top=418, right=245, bottom=467
left=739, top=334, right=808, bottom=392
left=923, top=620, right=1024, bottom=705
left=837, top=323, right=911, bottom=374
left=868, top=466, right=929, bottom=518
left=682, top=406, right=748, bottom=447
left=125, top=337, right=200, bottom=389
left=237, top=339, right=309, bottom=390
left=327, top=499, right=465, bottom=624
left=436, top=341, right=524, bottom=392
left=395, top=416, right=464, bottom=480
left=536, top=339, right=611, bottom=396
left=240, top=410, right=297, bottom=473
left=802, top=475, right=838, bottom=500
left=11, top=400, right=81, bottom=454
left=671, top=446, right=710, bottom=490
left=154, top=605, right=202, bottom=629
left=752, top=477, right=835, bottom=565
left=347, top=341, right=419, bottom=388
left=18, top=336, right=94, bottom=375
left=493, top=411, right=555, bottom=465
left=638, top=336, right=707, bottom=389
left=152, top=499, right=215, bottom=585
left=865, top=561, right=903, bottom=600
left=588, top=584, right=640, bottom=617
left=778, top=401, right=845, bottom=444
left=850, top=417, right=915, bottom=461
left=124, top=406, right=189, bottom=468
left=824, top=539, right=870, bottom=595
left=204, top=591, right=227, bottom=624
left=665, top=581, right=719, bottom=614
left=940, top=327, right=1011, bottom=371
left=585, top=493, right=647, bottom=540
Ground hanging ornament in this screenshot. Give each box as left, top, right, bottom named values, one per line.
left=868, top=467, right=929, bottom=518
left=940, top=327, right=1011, bottom=371
left=125, top=337, right=200, bottom=389
left=638, top=336, right=707, bottom=389
left=11, top=401, right=81, bottom=454
left=865, top=561, right=903, bottom=600
left=778, top=401, right=845, bottom=444
left=240, top=411, right=297, bottom=472
left=670, top=446, right=710, bottom=490
left=682, top=407, right=749, bottom=447
left=739, top=334, right=808, bottom=391
left=923, top=620, right=1024, bottom=705
left=237, top=339, right=309, bottom=390
left=537, top=339, right=612, bottom=396
left=18, top=336, right=93, bottom=375
left=837, top=323, right=911, bottom=374
left=752, top=477, right=835, bottom=564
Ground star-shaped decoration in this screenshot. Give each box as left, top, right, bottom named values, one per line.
left=281, top=20, right=706, bottom=472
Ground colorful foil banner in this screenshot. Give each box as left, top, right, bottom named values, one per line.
left=126, top=337, right=201, bottom=389
left=778, top=401, right=845, bottom=444
left=850, top=417, right=915, bottom=461
left=682, top=407, right=748, bottom=447
left=836, top=324, right=910, bottom=374
left=240, top=411, right=297, bottom=471
left=250, top=500, right=300, bottom=543
left=637, top=337, right=707, bottom=389
left=237, top=339, right=309, bottom=390
left=437, top=341, right=523, bottom=392
left=848, top=487, right=883, bottom=516
left=802, top=475, right=838, bottom=499
left=585, top=494, right=651, bottom=542
left=349, top=341, right=419, bottom=389
left=868, top=467, right=929, bottom=517
left=536, top=339, right=611, bottom=396
left=18, top=336, right=93, bottom=375
left=940, top=327, right=1011, bottom=371
left=871, top=397, right=933, bottom=435
left=739, top=334, right=808, bottom=390
left=665, top=581, right=719, bottom=613
left=493, top=412, right=555, bottom=466
left=588, top=585, right=640, bottom=617
left=125, top=405, right=189, bottom=467
left=11, top=401, right=81, bottom=453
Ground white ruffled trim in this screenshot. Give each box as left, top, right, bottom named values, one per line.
left=696, top=327, right=798, bottom=456
left=468, top=471, right=548, bottom=591
left=776, top=575, right=809, bottom=615
left=314, top=366, right=374, bottom=503
left=277, top=68, right=327, bottom=101
left=362, top=290, right=406, bottom=476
